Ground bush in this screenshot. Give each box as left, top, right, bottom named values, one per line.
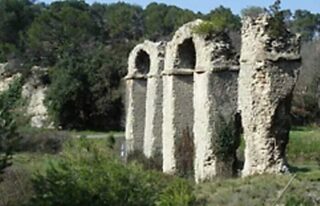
left=156, top=179, right=196, bottom=206
left=0, top=109, right=18, bottom=180
left=27, top=139, right=195, bottom=206
left=16, top=128, right=70, bottom=154
left=0, top=78, right=22, bottom=180
left=267, top=0, right=290, bottom=39
left=127, top=150, right=162, bottom=171
left=193, top=6, right=241, bottom=36
left=193, top=21, right=227, bottom=36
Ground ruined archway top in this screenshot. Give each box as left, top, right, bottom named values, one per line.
left=163, top=19, right=239, bottom=76
left=126, top=40, right=166, bottom=80
left=241, top=14, right=301, bottom=63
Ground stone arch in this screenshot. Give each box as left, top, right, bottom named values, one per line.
left=125, top=40, right=165, bottom=157
left=162, top=19, right=240, bottom=182
left=135, top=50, right=150, bottom=75
left=176, top=38, right=196, bottom=69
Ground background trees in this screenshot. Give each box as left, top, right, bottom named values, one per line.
left=0, top=1, right=319, bottom=130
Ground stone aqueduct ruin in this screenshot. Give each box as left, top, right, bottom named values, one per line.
left=125, top=15, right=301, bottom=182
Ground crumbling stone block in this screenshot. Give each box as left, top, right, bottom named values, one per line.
left=239, top=15, right=301, bottom=176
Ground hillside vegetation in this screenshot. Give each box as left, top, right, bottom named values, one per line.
left=0, top=0, right=319, bottom=130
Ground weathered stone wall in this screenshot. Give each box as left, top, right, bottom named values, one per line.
left=239, top=15, right=301, bottom=176
left=193, top=32, right=240, bottom=182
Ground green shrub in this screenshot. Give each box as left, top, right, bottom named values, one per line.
left=0, top=78, right=22, bottom=180
left=27, top=139, right=194, bottom=206
left=106, top=134, right=116, bottom=149
left=0, top=76, right=23, bottom=113
left=285, top=195, right=313, bottom=206
left=127, top=150, right=163, bottom=171
left=214, top=115, right=240, bottom=161
left=0, top=109, right=18, bottom=180
left=156, top=179, right=196, bottom=206
left=16, top=128, right=70, bottom=154
left=193, top=6, right=241, bottom=36
left=267, top=0, right=290, bottom=39
left=193, top=21, right=226, bottom=36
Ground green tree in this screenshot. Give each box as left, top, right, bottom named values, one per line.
left=194, top=6, right=241, bottom=35
left=143, top=3, right=198, bottom=40
left=45, top=53, right=92, bottom=129
left=0, top=79, right=22, bottom=180
left=143, top=3, right=170, bottom=39
left=291, top=10, right=320, bottom=41
left=241, top=6, right=266, bottom=18
left=26, top=1, right=99, bottom=66
left=206, top=6, right=241, bottom=31
left=267, top=0, right=289, bottom=38
left=103, top=3, right=144, bottom=40
left=0, top=0, right=38, bottom=61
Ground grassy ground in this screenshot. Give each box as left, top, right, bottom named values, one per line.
left=0, top=127, right=319, bottom=206
left=196, top=127, right=320, bottom=206
left=196, top=168, right=320, bottom=206
left=288, top=126, right=320, bottom=164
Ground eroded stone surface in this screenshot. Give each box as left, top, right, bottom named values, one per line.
left=22, top=66, right=52, bottom=128
left=0, top=63, right=21, bottom=92
left=0, top=64, right=51, bottom=128
left=239, top=15, right=301, bottom=176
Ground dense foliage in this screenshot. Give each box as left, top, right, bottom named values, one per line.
left=193, top=6, right=241, bottom=35
left=0, top=78, right=22, bottom=180
left=0, top=0, right=319, bottom=129
left=28, top=139, right=196, bottom=206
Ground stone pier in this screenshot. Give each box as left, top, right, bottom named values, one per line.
left=125, top=42, right=151, bottom=153
left=239, top=15, right=301, bottom=176
left=143, top=41, right=166, bottom=158
left=193, top=33, right=240, bottom=182
left=162, top=20, right=201, bottom=174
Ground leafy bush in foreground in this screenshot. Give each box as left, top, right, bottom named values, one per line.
left=0, top=78, right=22, bottom=180
left=28, top=139, right=195, bottom=206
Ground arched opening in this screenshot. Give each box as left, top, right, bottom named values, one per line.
left=135, top=50, right=150, bottom=75
left=177, top=38, right=196, bottom=69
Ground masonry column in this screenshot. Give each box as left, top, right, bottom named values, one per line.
left=125, top=44, right=151, bottom=153
left=239, top=15, right=301, bottom=176
left=143, top=41, right=166, bottom=158
left=162, top=20, right=202, bottom=175
left=193, top=33, right=240, bottom=183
